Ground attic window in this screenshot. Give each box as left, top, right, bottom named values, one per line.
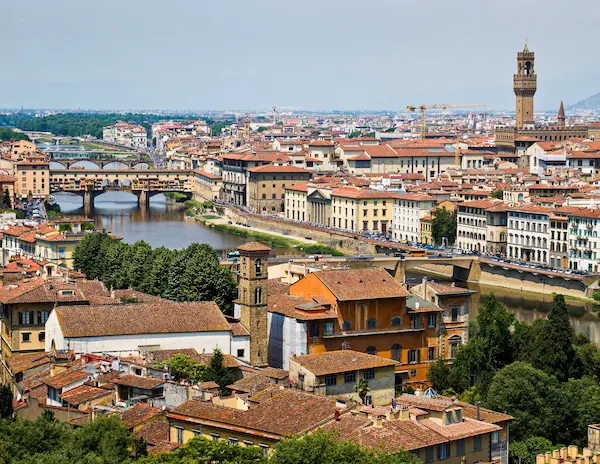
left=60, top=290, right=74, bottom=296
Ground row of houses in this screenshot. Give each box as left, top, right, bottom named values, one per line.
left=456, top=199, right=600, bottom=271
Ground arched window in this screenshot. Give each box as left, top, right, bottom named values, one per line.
left=342, top=320, right=351, bottom=331
left=391, top=344, right=402, bottom=361
left=366, top=346, right=377, bottom=356
left=261, top=193, right=266, bottom=199
left=366, top=318, right=377, bottom=329
left=391, top=316, right=402, bottom=327
left=255, top=259, right=262, bottom=276
left=254, top=287, right=262, bottom=305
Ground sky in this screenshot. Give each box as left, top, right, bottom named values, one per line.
left=1, top=0, right=600, bottom=112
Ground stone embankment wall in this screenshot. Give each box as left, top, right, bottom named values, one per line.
left=222, top=207, right=374, bottom=255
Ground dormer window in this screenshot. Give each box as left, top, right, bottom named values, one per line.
left=60, top=290, right=74, bottom=296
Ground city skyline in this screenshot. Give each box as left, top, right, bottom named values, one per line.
left=2, top=0, right=600, bottom=111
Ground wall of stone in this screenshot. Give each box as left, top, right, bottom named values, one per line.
left=223, top=207, right=374, bottom=255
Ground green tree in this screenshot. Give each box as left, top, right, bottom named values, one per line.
left=356, top=379, right=370, bottom=404
left=0, top=385, right=13, bottom=419
left=72, top=415, right=131, bottom=463
left=560, top=376, right=600, bottom=447
left=2, top=189, right=11, bottom=209
left=127, top=241, right=153, bottom=291
left=271, top=430, right=419, bottom=464
left=134, top=437, right=148, bottom=459
left=431, top=208, right=457, bottom=246
left=58, top=223, right=73, bottom=233
left=490, top=189, right=504, bottom=200
left=529, top=294, right=574, bottom=381
left=73, top=232, right=113, bottom=279
left=142, top=247, right=176, bottom=296
left=102, top=241, right=130, bottom=289
left=427, top=358, right=452, bottom=392
left=159, top=354, right=208, bottom=384
left=447, top=293, right=514, bottom=394
left=0, top=128, right=30, bottom=141
left=206, top=348, right=234, bottom=395
left=136, top=436, right=265, bottom=463
left=485, top=362, right=561, bottom=442
left=509, top=437, right=555, bottom=464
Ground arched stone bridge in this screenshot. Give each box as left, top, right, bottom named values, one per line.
left=50, top=159, right=151, bottom=170
left=49, top=169, right=193, bottom=206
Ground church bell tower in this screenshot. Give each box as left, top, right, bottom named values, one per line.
left=236, top=242, right=271, bottom=366
left=514, top=40, right=537, bottom=129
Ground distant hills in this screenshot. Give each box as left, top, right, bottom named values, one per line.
left=569, top=92, right=600, bottom=111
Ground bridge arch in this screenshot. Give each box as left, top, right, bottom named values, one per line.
left=132, top=162, right=150, bottom=170
left=71, top=160, right=101, bottom=170
left=103, top=161, right=131, bottom=170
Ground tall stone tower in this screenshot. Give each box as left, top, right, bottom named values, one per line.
left=558, top=101, right=566, bottom=126
left=236, top=241, right=271, bottom=366
left=514, top=40, right=537, bottom=129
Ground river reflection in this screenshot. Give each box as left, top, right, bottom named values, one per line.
left=407, top=270, right=600, bottom=344
left=54, top=192, right=251, bottom=252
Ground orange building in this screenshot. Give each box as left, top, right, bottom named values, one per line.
left=267, top=268, right=450, bottom=388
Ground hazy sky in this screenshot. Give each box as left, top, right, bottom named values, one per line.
left=2, top=0, right=599, bottom=111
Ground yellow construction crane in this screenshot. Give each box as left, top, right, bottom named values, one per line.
left=406, top=103, right=486, bottom=140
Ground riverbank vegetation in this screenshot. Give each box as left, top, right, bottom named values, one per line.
left=428, top=293, right=600, bottom=462
left=0, top=128, right=29, bottom=141
left=163, top=192, right=188, bottom=202
left=0, top=113, right=200, bottom=139
left=73, top=233, right=237, bottom=314
left=209, top=222, right=344, bottom=256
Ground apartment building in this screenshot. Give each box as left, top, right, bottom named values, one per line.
left=507, top=205, right=552, bottom=265
left=102, top=121, right=147, bottom=149
left=391, top=193, right=435, bottom=243
left=568, top=209, right=600, bottom=272
left=549, top=207, right=574, bottom=269
left=307, top=140, right=339, bottom=172
left=246, top=165, right=311, bottom=214
left=288, top=350, right=397, bottom=406
left=220, top=152, right=290, bottom=207
left=456, top=199, right=504, bottom=252
left=284, top=184, right=333, bottom=226
left=274, top=268, right=447, bottom=387
left=192, top=170, right=222, bottom=202
left=331, top=188, right=395, bottom=234
left=14, top=155, right=49, bottom=200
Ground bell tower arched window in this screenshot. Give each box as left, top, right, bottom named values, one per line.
left=255, top=259, right=262, bottom=276
left=255, top=287, right=262, bottom=305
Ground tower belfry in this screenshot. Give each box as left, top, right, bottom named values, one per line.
left=236, top=241, right=271, bottom=366
left=514, top=39, right=537, bottom=129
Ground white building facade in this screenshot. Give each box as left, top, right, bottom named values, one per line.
left=391, top=193, right=435, bottom=243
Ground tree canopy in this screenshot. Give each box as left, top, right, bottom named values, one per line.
left=431, top=208, right=457, bottom=245
left=73, top=233, right=237, bottom=314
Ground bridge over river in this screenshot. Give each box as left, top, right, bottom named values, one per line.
left=49, top=169, right=193, bottom=206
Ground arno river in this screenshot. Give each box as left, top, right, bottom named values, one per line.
left=54, top=191, right=600, bottom=343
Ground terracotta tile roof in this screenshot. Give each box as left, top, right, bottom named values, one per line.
left=134, top=419, right=170, bottom=445
left=331, top=188, right=399, bottom=200
left=419, top=417, right=501, bottom=439
left=43, top=368, right=89, bottom=390
left=396, top=193, right=435, bottom=202
left=55, top=301, right=230, bottom=337
left=113, top=375, right=166, bottom=390
left=60, top=385, right=112, bottom=406
left=18, top=368, right=51, bottom=393
left=458, top=199, right=504, bottom=210
left=311, top=268, right=409, bottom=301
left=227, top=372, right=274, bottom=394
left=119, top=402, right=163, bottom=429
left=228, top=320, right=250, bottom=337
left=437, top=396, right=513, bottom=423
left=292, top=350, right=397, bottom=376
left=170, top=389, right=340, bottom=436
left=428, top=282, right=476, bottom=296
left=0, top=278, right=89, bottom=304
left=395, top=394, right=453, bottom=412
left=261, top=367, right=289, bottom=380
left=247, top=164, right=311, bottom=174
left=237, top=242, right=271, bottom=252
left=6, top=352, right=51, bottom=375
left=268, top=292, right=338, bottom=321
